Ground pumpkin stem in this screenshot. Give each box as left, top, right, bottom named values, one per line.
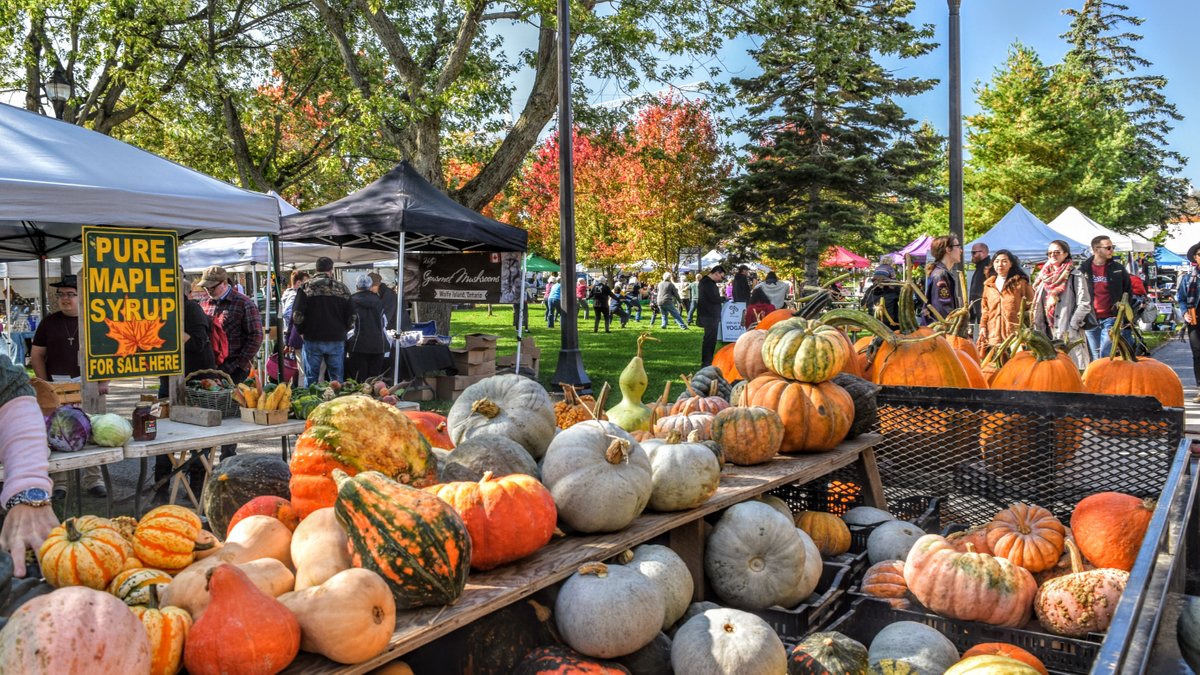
left=708, top=379, right=719, bottom=397
left=1064, top=538, right=1085, bottom=575
left=657, top=381, right=672, bottom=406
left=480, top=471, right=495, bottom=483
left=1017, top=327, right=1061, bottom=362
left=635, top=333, right=658, bottom=359
left=577, top=561, right=608, bottom=577
left=681, top=374, right=700, bottom=398
left=560, top=383, right=579, bottom=406
left=470, top=398, right=501, bottom=419
left=965, top=543, right=976, bottom=554
left=687, top=429, right=703, bottom=443
left=723, top=622, right=737, bottom=633
left=592, top=382, right=612, bottom=417
left=64, top=517, right=81, bottom=542
left=615, top=549, right=634, bottom=564
left=604, top=437, right=631, bottom=465
left=147, top=582, right=161, bottom=611
left=193, top=538, right=215, bottom=551
left=665, top=431, right=682, bottom=444
left=822, top=308, right=900, bottom=347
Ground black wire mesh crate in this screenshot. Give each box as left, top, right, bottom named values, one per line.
left=871, top=387, right=1183, bottom=526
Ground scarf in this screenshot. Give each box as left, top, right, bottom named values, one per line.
left=1035, top=259, right=1072, bottom=332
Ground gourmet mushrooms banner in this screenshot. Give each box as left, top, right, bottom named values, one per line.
left=413, top=252, right=525, bottom=303
left=82, top=226, right=183, bottom=380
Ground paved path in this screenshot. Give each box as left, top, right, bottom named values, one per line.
left=1151, top=337, right=1200, bottom=438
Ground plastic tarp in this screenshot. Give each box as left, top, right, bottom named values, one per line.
left=821, top=245, right=870, bottom=268
left=1047, top=207, right=1153, bottom=253
left=280, top=161, right=526, bottom=252
left=968, top=203, right=1089, bottom=260
left=884, top=235, right=932, bottom=264
left=0, top=103, right=279, bottom=260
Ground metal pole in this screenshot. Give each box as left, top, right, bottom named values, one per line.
left=37, top=258, right=47, bottom=320
left=392, top=233, right=406, bottom=385
left=270, top=236, right=285, bottom=386
left=948, top=0, right=964, bottom=265
left=550, top=0, right=590, bottom=392
left=516, top=256, right=527, bottom=371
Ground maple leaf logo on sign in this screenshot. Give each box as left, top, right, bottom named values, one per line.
left=104, top=318, right=167, bottom=357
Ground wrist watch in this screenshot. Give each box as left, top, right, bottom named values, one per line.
left=4, top=488, right=52, bottom=510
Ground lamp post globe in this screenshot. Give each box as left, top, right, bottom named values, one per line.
left=44, top=65, right=70, bottom=120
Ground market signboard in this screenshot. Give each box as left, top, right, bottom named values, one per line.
left=413, top=252, right=524, bottom=303
left=718, top=302, right=747, bottom=342
left=82, top=226, right=183, bottom=380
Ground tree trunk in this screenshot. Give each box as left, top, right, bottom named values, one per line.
left=413, top=302, right=451, bottom=337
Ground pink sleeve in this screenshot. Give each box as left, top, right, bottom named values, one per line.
left=0, top=396, right=52, bottom=504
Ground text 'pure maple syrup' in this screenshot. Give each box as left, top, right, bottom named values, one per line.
left=132, top=402, right=157, bottom=442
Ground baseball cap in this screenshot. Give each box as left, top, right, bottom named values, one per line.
left=873, top=264, right=895, bottom=278
left=199, top=266, right=228, bottom=289
left=49, top=274, right=78, bottom=289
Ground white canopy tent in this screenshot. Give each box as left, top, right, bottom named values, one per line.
left=1047, top=207, right=1154, bottom=253
left=179, top=237, right=393, bottom=273
left=1141, top=222, right=1197, bottom=256
left=0, top=103, right=280, bottom=260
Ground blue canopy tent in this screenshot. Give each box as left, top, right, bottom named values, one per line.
left=967, top=203, right=1089, bottom=261
left=1153, top=246, right=1187, bottom=268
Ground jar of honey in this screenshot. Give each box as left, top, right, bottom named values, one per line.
left=132, top=402, right=157, bottom=441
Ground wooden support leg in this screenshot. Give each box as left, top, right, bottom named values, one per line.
left=855, top=447, right=887, bottom=510
left=669, top=519, right=706, bottom=602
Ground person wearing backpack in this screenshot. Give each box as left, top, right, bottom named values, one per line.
left=293, top=257, right=354, bottom=384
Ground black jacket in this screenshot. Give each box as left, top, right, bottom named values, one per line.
left=697, top=275, right=724, bottom=326
left=1082, top=256, right=1133, bottom=320
left=294, top=273, right=354, bottom=342
left=377, top=283, right=399, bottom=331
left=732, top=273, right=751, bottom=303
left=347, top=291, right=388, bottom=355
left=968, top=257, right=991, bottom=323
left=861, top=282, right=901, bottom=329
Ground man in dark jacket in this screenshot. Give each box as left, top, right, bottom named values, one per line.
left=697, top=265, right=727, bottom=366
left=968, top=243, right=991, bottom=325
left=346, top=276, right=388, bottom=381
left=731, top=265, right=751, bottom=303
left=861, top=264, right=901, bottom=329
left=1083, top=236, right=1133, bottom=360
left=368, top=272, right=399, bottom=331
left=293, top=256, right=354, bottom=383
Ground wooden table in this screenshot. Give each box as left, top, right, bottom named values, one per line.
left=286, top=433, right=883, bottom=674
left=0, top=446, right=125, bottom=517
left=124, top=417, right=307, bottom=516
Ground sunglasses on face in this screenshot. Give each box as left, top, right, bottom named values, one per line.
left=1095, top=245, right=1114, bottom=251
left=1046, top=250, right=1063, bottom=256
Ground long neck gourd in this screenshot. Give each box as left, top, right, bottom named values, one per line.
left=606, top=334, right=657, bottom=432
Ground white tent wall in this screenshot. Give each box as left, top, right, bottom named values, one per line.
left=1047, top=207, right=1154, bottom=253
left=1142, top=222, right=1198, bottom=255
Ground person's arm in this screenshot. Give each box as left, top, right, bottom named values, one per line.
left=292, top=288, right=307, bottom=333
left=0, top=357, right=58, bottom=577
left=30, top=346, right=48, bottom=381
left=235, top=302, right=265, bottom=372
left=1071, top=273, right=1092, bottom=330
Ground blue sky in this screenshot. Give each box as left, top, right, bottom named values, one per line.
left=511, top=0, right=1198, bottom=189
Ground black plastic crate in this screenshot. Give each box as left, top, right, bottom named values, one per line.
left=827, top=598, right=1101, bottom=675
left=872, top=387, right=1183, bottom=525
left=747, top=560, right=850, bottom=644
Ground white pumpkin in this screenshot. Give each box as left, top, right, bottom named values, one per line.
left=842, top=505, right=895, bottom=527
left=784, top=528, right=823, bottom=608
left=626, top=544, right=695, bottom=631
left=704, top=501, right=808, bottom=609
left=555, top=562, right=665, bottom=659
left=642, top=436, right=722, bottom=512
left=756, top=495, right=793, bottom=522
left=670, top=607, right=786, bottom=675
left=867, top=520, right=925, bottom=564
left=447, top=374, right=557, bottom=459
left=868, top=621, right=959, bottom=674
left=541, top=421, right=653, bottom=533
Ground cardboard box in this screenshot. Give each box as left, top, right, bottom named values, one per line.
left=252, top=409, right=288, bottom=425
left=402, top=378, right=434, bottom=402
left=435, top=374, right=485, bottom=400
left=519, top=336, right=537, bottom=350
left=239, top=407, right=256, bottom=423
left=451, top=348, right=491, bottom=366
left=464, top=333, right=500, bottom=351
left=459, top=360, right=496, bottom=377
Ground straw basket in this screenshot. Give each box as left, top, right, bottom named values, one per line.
left=185, top=369, right=239, bottom=418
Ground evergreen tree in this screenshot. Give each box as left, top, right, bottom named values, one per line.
left=1060, top=0, right=1188, bottom=229
left=721, top=0, right=942, bottom=286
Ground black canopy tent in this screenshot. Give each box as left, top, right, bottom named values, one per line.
left=278, top=161, right=529, bottom=383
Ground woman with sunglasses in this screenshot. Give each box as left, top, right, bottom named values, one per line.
left=977, top=249, right=1034, bottom=360
left=1032, top=240, right=1092, bottom=368
left=923, top=235, right=963, bottom=324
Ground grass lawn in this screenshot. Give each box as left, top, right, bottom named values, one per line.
left=425, top=304, right=711, bottom=412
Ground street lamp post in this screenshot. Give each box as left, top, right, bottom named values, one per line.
left=44, top=65, right=71, bottom=121
left=948, top=0, right=964, bottom=259
left=550, top=0, right=591, bottom=393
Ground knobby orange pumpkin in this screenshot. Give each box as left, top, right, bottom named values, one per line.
left=985, top=503, right=1066, bottom=573
left=742, top=375, right=853, bottom=453
left=1070, top=491, right=1155, bottom=572
left=427, top=472, right=557, bottom=570
left=39, top=516, right=132, bottom=589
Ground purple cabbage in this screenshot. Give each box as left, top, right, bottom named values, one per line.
left=45, top=406, right=91, bottom=453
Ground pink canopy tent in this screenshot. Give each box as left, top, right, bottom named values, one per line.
left=821, top=245, right=871, bottom=269
left=884, top=234, right=932, bottom=264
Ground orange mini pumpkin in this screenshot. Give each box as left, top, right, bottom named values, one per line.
left=742, top=375, right=853, bottom=453
left=427, top=472, right=557, bottom=570
left=985, top=503, right=1066, bottom=573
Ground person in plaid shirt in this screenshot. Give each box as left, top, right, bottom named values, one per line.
left=198, top=266, right=264, bottom=384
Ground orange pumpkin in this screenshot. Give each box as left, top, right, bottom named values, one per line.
left=225, top=496, right=300, bottom=539
left=853, top=335, right=876, bottom=380
left=903, top=534, right=1037, bottom=627
left=648, top=382, right=673, bottom=423
left=988, top=331, right=1083, bottom=393
left=426, top=472, right=558, bottom=570
left=132, top=506, right=209, bottom=573
left=756, top=308, right=797, bottom=331
left=38, top=516, right=132, bottom=589
left=1070, top=491, right=1154, bottom=572
left=1082, top=355, right=1184, bottom=407
left=961, top=644, right=1048, bottom=675
left=824, top=309, right=969, bottom=389
left=742, top=374, right=853, bottom=453
left=710, top=406, right=783, bottom=465
left=956, top=349, right=989, bottom=388
left=947, top=525, right=992, bottom=555
left=733, top=330, right=770, bottom=381
left=712, top=342, right=742, bottom=382
left=861, top=560, right=911, bottom=609
left=985, top=503, right=1066, bottom=573
left=403, top=410, right=456, bottom=449
left=946, top=334, right=982, bottom=364
left=833, top=329, right=864, bottom=379
left=652, top=413, right=715, bottom=441
left=795, top=510, right=851, bottom=556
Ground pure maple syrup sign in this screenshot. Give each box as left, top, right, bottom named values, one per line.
left=81, top=226, right=184, bottom=380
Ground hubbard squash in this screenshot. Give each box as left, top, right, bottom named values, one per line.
left=427, top=472, right=557, bottom=570
left=291, top=507, right=352, bottom=591
left=670, top=607, right=786, bottom=675
left=289, top=395, right=437, bottom=520
left=184, top=564, right=300, bottom=675
left=831, top=373, right=879, bottom=440
left=556, top=562, right=665, bottom=659
left=201, top=453, right=292, bottom=535
left=449, top=374, right=557, bottom=456
left=130, top=585, right=191, bottom=675
left=439, top=433, right=540, bottom=482
left=903, top=534, right=1037, bottom=627
left=37, top=516, right=132, bottom=589
left=705, top=501, right=811, bottom=609
left=225, top=496, right=300, bottom=538
left=1070, top=491, right=1154, bottom=572
left=788, top=631, right=869, bottom=675
left=0, top=586, right=152, bottom=673
left=279, top=568, right=396, bottom=664
left=333, top=469, right=471, bottom=609
left=541, top=421, right=653, bottom=533
left=1034, top=540, right=1128, bottom=637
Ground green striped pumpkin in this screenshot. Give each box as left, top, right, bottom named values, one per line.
left=761, top=319, right=849, bottom=383
left=332, top=469, right=471, bottom=609
left=107, top=567, right=173, bottom=606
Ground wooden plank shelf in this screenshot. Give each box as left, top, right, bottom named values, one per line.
left=285, top=433, right=882, bottom=674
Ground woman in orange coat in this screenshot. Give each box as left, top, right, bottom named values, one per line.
left=977, top=249, right=1034, bottom=358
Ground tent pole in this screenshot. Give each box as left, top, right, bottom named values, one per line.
left=37, top=258, right=47, bottom=320
left=271, top=236, right=286, bottom=388
left=516, top=256, right=527, bottom=370
left=392, top=233, right=406, bottom=385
